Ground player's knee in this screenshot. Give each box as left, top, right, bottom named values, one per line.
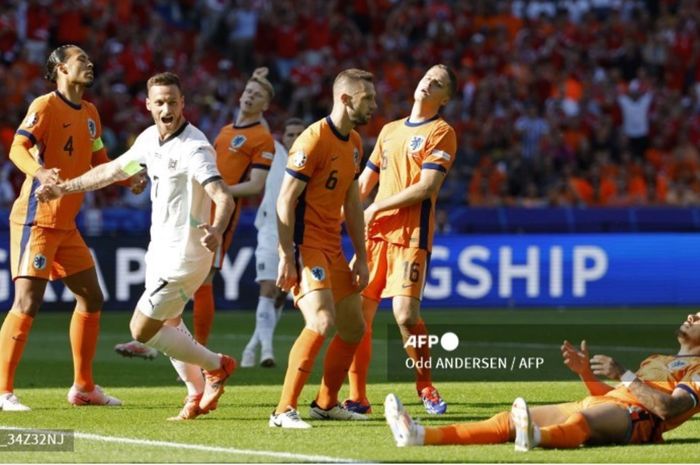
left=130, top=323, right=150, bottom=343
left=310, top=313, right=334, bottom=336
left=11, top=292, right=42, bottom=316
left=340, top=319, right=365, bottom=343
left=394, top=311, right=418, bottom=327
left=85, top=289, right=105, bottom=310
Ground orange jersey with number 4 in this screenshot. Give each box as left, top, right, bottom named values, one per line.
left=366, top=116, right=456, bottom=251
left=285, top=117, right=362, bottom=252
left=213, top=122, right=274, bottom=185
left=10, top=91, right=106, bottom=230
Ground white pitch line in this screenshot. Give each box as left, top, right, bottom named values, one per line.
left=0, top=426, right=359, bottom=463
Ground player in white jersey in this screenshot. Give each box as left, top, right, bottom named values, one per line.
left=241, top=118, right=306, bottom=368
left=35, top=72, right=237, bottom=421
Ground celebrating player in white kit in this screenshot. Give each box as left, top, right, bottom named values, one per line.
left=35, top=72, right=237, bottom=421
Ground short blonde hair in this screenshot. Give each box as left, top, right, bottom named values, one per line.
left=248, top=67, right=274, bottom=99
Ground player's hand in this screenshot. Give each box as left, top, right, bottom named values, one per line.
left=590, top=354, right=626, bottom=380
left=129, top=172, right=148, bottom=195
left=561, top=339, right=592, bottom=375
left=197, top=223, right=221, bottom=252
left=35, top=167, right=61, bottom=186
left=351, top=255, right=369, bottom=291
left=364, top=203, right=378, bottom=229
left=276, top=254, right=298, bottom=293
left=35, top=183, right=64, bottom=202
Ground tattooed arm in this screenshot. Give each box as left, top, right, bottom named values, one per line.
left=624, top=378, right=696, bottom=420
left=35, top=159, right=130, bottom=201
left=590, top=354, right=696, bottom=419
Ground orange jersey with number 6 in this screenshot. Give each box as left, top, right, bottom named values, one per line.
left=285, top=117, right=362, bottom=253
left=10, top=91, right=107, bottom=230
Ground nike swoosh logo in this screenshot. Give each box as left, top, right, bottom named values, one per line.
left=271, top=417, right=283, bottom=427
left=331, top=156, right=339, bottom=161
left=63, top=123, right=71, bottom=128
left=313, top=410, right=330, bottom=419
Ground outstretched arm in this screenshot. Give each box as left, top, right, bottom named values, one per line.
left=561, top=340, right=614, bottom=395
left=35, top=158, right=131, bottom=201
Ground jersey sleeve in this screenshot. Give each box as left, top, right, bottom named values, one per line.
left=421, top=124, right=457, bottom=174
left=87, top=103, right=105, bottom=154
left=16, top=97, right=50, bottom=148
left=366, top=126, right=385, bottom=174
left=251, top=133, right=275, bottom=171
left=116, top=132, right=148, bottom=174
left=189, top=145, right=222, bottom=186
left=677, top=364, right=700, bottom=407
left=285, top=130, right=320, bottom=183
left=351, top=131, right=363, bottom=179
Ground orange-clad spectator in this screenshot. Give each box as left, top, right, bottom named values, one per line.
left=469, top=158, right=506, bottom=204
left=645, top=135, right=672, bottom=172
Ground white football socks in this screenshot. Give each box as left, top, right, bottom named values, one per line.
left=146, top=320, right=219, bottom=371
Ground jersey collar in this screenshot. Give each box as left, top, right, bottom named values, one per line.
left=404, top=114, right=440, bottom=127
left=233, top=121, right=261, bottom=129
left=159, top=121, right=189, bottom=146
left=325, top=116, right=349, bottom=142
left=55, top=90, right=81, bottom=110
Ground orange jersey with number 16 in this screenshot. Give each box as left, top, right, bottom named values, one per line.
left=366, top=116, right=457, bottom=251
left=285, top=117, right=362, bottom=253
left=10, top=91, right=106, bottom=230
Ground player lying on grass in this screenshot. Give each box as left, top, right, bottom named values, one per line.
left=385, top=312, right=700, bottom=450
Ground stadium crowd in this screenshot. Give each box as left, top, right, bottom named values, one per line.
left=2, top=0, right=700, bottom=212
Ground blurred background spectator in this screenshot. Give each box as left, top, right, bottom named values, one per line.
left=2, top=0, right=700, bottom=214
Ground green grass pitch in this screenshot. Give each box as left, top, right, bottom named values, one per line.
left=0, top=307, right=698, bottom=463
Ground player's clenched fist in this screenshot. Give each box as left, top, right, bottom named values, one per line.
left=197, top=223, right=222, bottom=252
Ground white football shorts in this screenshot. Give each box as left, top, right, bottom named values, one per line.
left=136, top=256, right=211, bottom=321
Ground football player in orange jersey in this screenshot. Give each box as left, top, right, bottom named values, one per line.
left=269, top=69, right=376, bottom=428
left=345, top=65, right=458, bottom=415
left=385, top=312, right=700, bottom=449
left=0, top=45, right=146, bottom=411
left=113, top=67, right=275, bottom=358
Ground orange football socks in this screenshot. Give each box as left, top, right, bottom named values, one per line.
left=316, top=334, right=360, bottom=409
left=193, top=283, right=214, bottom=345
left=0, top=310, right=34, bottom=393
left=70, top=309, right=100, bottom=392
left=275, top=328, right=325, bottom=413
left=425, top=411, right=511, bottom=445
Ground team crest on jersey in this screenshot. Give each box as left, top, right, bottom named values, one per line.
left=310, top=266, right=326, bottom=281
left=87, top=118, right=97, bottom=138
left=408, top=135, right=425, bottom=153
left=23, top=112, right=38, bottom=128
left=230, top=135, right=246, bottom=150
left=168, top=159, right=177, bottom=170
left=292, top=151, right=307, bottom=168
left=33, top=254, right=47, bottom=270
left=667, top=358, right=689, bottom=371
left=353, top=148, right=360, bottom=166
